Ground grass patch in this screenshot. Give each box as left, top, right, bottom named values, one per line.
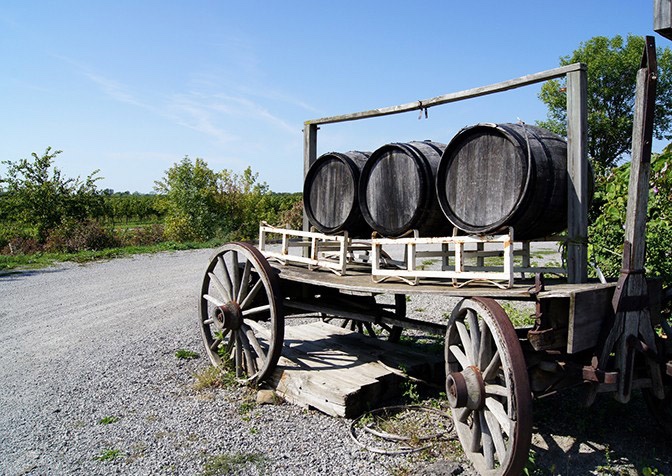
left=500, top=302, right=536, bottom=328
left=175, top=349, right=200, bottom=360
left=98, top=415, right=119, bottom=425
left=0, top=238, right=230, bottom=271
left=95, top=448, right=122, bottom=461
left=193, top=365, right=238, bottom=390
left=202, top=451, right=269, bottom=476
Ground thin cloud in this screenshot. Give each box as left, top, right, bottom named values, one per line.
left=84, top=72, right=143, bottom=106
left=169, top=95, right=238, bottom=145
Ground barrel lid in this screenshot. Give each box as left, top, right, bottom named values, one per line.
left=437, top=123, right=532, bottom=234
left=303, top=152, right=363, bottom=233
left=359, top=142, right=435, bottom=236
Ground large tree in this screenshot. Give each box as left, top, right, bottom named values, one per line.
left=538, top=34, right=672, bottom=176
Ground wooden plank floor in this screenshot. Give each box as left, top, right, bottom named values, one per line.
left=268, top=321, right=444, bottom=418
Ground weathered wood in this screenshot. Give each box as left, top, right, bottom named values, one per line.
left=436, top=123, right=570, bottom=240
left=303, top=151, right=371, bottom=237
left=303, top=124, right=318, bottom=232
left=655, top=0, right=672, bottom=40
left=271, top=261, right=616, bottom=300
left=269, top=322, right=443, bottom=418
left=370, top=231, right=515, bottom=287
left=566, top=66, right=589, bottom=283
left=305, top=64, right=585, bottom=126
left=359, top=141, right=449, bottom=237
left=624, top=60, right=656, bottom=272
left=567, top=285, right=615, bottom=354
left=593, top=37, right=663, bottom=404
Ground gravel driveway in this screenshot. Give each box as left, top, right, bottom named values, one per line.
left=1, top=248, right=670, bottom=475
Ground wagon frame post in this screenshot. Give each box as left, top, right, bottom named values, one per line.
left=593, top=36, right=664, bottom=404
left=566, top=65, right=589, bottom=283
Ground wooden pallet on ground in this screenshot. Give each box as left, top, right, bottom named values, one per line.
left=268, top=321, right=443, bottom=418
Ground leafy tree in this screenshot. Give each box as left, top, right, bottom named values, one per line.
left=0, top=147, right=104, bottom=241
left=589, top=146, right=672, bottom=287
left=154, top=156, right=219, bottom=242
left=216, top=166, right=271, bottom=240
left=538, top=34, right=672, bottom=176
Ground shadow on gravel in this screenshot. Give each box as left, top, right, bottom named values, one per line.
left=0, top=267, right=70, bottom=281
left=531, top=387, right=671, bottom=475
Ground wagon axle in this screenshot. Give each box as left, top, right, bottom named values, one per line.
left=215, top=302, right=244, bottom=330
left=446, top=366, right=485, bottom=410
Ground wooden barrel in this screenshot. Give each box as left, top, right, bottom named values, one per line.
left=358, top=141, right=451, bottom=237
left=303, top=151, right=372, bottom=237
left=436, top=123, right=570, bottom=240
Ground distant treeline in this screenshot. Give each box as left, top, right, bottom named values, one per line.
left=0, top=149, right=302, bottom=255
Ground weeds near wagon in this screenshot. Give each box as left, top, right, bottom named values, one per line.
left=175, top=348, right=200, bottom=360
left=202, top=451, right=268, bottom=476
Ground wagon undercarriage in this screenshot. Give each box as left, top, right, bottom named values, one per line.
left=197, top=36, right=672, bottom=476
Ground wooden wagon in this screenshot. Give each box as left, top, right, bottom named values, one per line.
left=197, top=36, right=671, bottom=475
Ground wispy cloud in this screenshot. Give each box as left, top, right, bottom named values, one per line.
left=83, top=72, right=143, bottom=107
left=168, top=94, right=239, bottom=145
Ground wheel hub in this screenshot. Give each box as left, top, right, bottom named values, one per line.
left=215, top=302, right=243, bottom=330
left=446, top=366, right=485, bottom=410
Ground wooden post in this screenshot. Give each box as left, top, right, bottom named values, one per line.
left=655, top=0, right=672, bottom=40
left=593, top=36, right=663, bottom=404
left=303, top=123, right=318, bottom=231
left=624, top=37, right=657, bottom=271
left=566, top=65, right=589, bottom=283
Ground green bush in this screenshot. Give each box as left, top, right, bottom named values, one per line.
left=589, top=146, right=672, bottom=287
left=44, top=219, right=118, bottom=253
left=117, top=224, right=165, bottom=246
left=154, top=157, right=219, bottom=242
left=0, top=147, right=104, bottom=242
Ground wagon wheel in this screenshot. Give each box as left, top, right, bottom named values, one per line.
left=198, top=242, right=284, bottom=385
left=322, top=294, right=405, bottom=342
left=445, top=298, right=532, bottom=475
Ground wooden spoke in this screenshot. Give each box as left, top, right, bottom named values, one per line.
left=209, top=337, right=222, bottom=352
left=198, top=243, right=284, bottom=385
left=485, top=410, right=507, bottom=463
left=208, top=272, right=232, bottom=303
left=484, top=384, right=508, bottom=397
left=455, top=320, right=474, bottom=364
left=485, top=397, right=512, bottom=437
left=203, top=294, right=224, bottom=307
left=243, top=324, right=267, bottom=363
left=445, top=298, right=532, bottom=476
left=320, top=294, right=404, bottom=342
left=238, top=330, right=257, bottom=376
left=242, top=304, right=271, bottom=317
left=234, top=332, right=243, bottom=378
left=231, top=250, right=240, bottom=301
left=482, top=349, right=501, bottom=381
left=217, top=255, right=234, bottom=298
left=449, top=344, right=470, bottom=369
left=480, top=412, right=495, bottom=470
left=237, top=260, right=252, bottom=303
left=239, top=280, right=263, bottom=310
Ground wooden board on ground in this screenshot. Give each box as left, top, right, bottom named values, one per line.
left=269, top=321, right=443, bottom=418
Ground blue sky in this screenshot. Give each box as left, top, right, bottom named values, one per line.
left=0, top=1, right=662, bottom=193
